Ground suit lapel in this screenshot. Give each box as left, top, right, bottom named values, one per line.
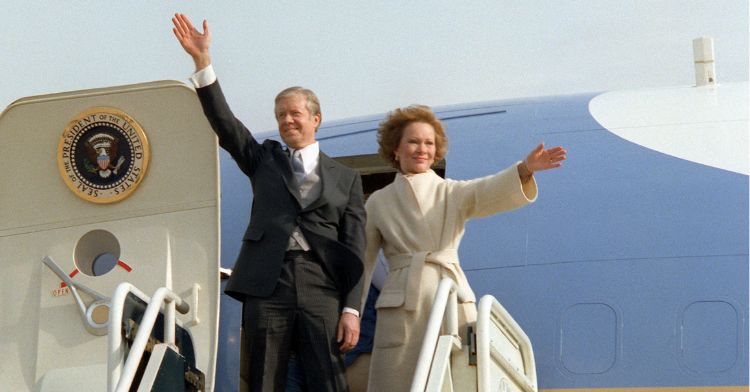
left=302, top=152, right=338, bottom=212
left=273, top=145, right=303, bottom=205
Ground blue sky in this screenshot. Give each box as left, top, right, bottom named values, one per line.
left=2, top=1, right=747, bottom=131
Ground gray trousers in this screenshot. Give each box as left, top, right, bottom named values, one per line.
left=242, top=250, right=348, bottom=392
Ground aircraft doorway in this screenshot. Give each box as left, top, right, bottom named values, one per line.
left=333, top=153, right=446, bottom=197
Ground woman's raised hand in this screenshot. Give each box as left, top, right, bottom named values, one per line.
left=524, top=143, right=567, bottom=173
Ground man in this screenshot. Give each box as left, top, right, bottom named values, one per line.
left=172, top=13, right=365, bottom=391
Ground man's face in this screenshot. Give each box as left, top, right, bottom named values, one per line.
left=275, top=94, right=320, bottom=149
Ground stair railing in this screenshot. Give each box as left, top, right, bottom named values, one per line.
left=411, top=277, right=460, bottom=392
left=107, top=283, right=190, bottom=392
left=476, top=295, right=537, bottom=392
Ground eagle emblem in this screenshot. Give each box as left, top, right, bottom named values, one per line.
left=84, top=133, right=126, bottom=178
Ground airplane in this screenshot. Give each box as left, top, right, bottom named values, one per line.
left=214, top=37, right=748, bottom=391
left=0, top=37, right=746, bottom=391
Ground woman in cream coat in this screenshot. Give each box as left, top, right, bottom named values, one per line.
left=363, top=105, right=566, bottom=391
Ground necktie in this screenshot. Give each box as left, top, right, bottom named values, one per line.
left=289, top=149, right=310, bottom=250
left=291, top=150, right=306, bottom=182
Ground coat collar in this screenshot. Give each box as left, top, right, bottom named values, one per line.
left=394, top=169, right=441, bottom=190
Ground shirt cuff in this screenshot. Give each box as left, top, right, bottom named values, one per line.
left=189, top=64, right=217, bottom=88
left=342, top=307, right=360, bottom=318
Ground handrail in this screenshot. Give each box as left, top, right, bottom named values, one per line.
left=42, top=256, right=110, bottom=335
left=410, top=278, right=459, bottom=392
left=108, top=283, right=190, bottom=392
left=476, top=295, right=537, bottom=392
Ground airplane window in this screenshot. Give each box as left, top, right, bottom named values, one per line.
left=333, top=153, right=445, bottom=197
left=74, top=229, right=121, bottom=277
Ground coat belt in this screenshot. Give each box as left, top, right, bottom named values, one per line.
left=388, top=249, right=476, bottom=311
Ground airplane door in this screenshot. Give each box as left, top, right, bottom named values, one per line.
left=0, top=81, right=220, bottom=391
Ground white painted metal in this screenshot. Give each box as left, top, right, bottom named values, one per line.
left=136, top=343, right=172, bottom=392
left=108, top=283, right=150, bottom=391
left=411, top=278, right=460, bottom=392
left=186, top=283, right=202, bottom=327
left=42, top=255, right=110, bottom=335
left=425, top=335, right=463, bottom=392
left=589, top=82, right=748, bottom=175
left=112, top=285, right=189, bottom=392
left=693, top=37, right=716, bottom=86
left=412, top=278, right=538, bottom=392
left=0, top=81, right=221, bottom=391
left=476, top=296, right=537, bottom=392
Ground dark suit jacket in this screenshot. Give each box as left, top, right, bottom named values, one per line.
left=196, top=81, right=366, bottom=310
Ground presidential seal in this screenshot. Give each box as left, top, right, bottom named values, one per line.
left=57, top=107, right=150, bottom=203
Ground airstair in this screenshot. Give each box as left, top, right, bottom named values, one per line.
left=41, top=255, right=205, bottom=391
left=411, top=278, right=537, bottom=392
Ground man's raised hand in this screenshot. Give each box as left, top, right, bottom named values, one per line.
left=171, top=13, right=212, bottom=71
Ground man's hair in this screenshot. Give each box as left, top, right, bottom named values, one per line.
left=377, top=105, right=448, bottom=170
left=275, top=86, right=321, bottom=118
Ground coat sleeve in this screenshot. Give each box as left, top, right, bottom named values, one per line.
left=195, top=80, right=263, bottom=177
left=342, top=173, right=367, bottom=311
left=357, top=195, right=384, bottom=312
left=452, top=162, right=538, bottom=220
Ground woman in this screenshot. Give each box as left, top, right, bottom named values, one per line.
left=362, top=105, right=565, bottom=391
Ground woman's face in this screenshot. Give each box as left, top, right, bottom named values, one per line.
left=395, top=122, right=436, bottom=174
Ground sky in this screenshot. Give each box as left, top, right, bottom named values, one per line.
left=1, top=1, right=748, bottom=132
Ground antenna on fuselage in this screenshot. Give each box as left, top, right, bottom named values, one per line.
left=693, top=37, right=716, bottom=86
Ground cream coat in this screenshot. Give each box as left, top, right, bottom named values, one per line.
left=362, top=165, right=537, bottom=391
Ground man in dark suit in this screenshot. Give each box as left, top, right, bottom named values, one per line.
left=172, top=13, right=365, bottom=391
